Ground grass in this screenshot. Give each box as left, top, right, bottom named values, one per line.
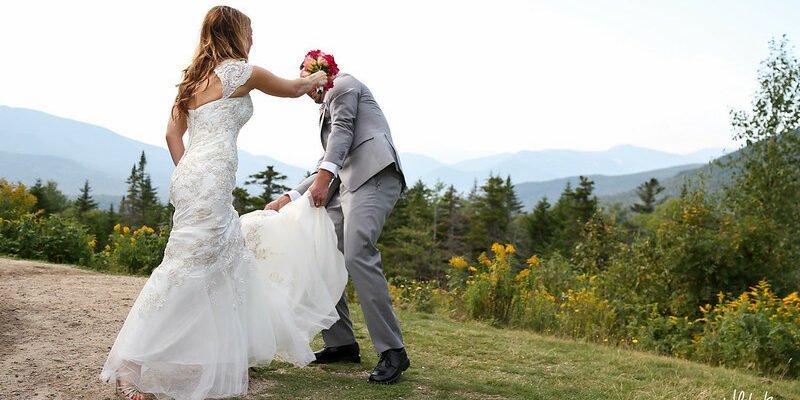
left=245, top=309, right=800, bottom=400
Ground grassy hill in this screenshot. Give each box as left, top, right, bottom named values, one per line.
left=0, top=257, right=798, bottom=399
left=246, top=308, right=800, bottom=399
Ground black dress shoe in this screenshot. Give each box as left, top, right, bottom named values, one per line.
left=368, top=348, right=410, bottom=384
left=312, top=342, right=361, bottom=364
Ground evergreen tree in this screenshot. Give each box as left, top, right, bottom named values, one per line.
left=461, top=175, right=523, bottom=254
left=504, top=176, right=523, bottom=244
left=245, top=166, right=291, bottom=210
left=232, top=187, right=251, bottom=215
left=120, top=151, right=162, bottom=228
left=379, top=180, right=440, bottom=278
left=29, top=178, right=70, bottom=215
left=573, top=176, right=598, bottom=223
left=120, top=165, right=140, bottom=225
left=525, top=197, right=556, bottom=255
left=462, top=180, right=486, bottom=254
left=74, top=179, right=98, bottom=215
left=631, top=178, right=665, bottom=214
left=549, top=177, right=598, bottom=256
left=436, top=185, right=467, bottom=257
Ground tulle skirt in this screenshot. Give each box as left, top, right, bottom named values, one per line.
left=99, top=194, right=347, bottom=399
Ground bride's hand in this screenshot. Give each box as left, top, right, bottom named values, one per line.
left=306, top=70, right=328, bottom=89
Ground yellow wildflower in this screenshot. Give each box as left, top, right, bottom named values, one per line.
left=491, top=243, right=505, bottom=257
left=448, top=256, right=468, bottom=269
left=505, top=244, right=516, bottom=254
left=632, top=339, right=638, bottom=344
left=514, top=268, right=530, bottom=282
left=123, top=226, right=130, bottom=234
left=113, top=223, right=121, bottom=231
left=88, top=239, right=96, bottom=248
left=104, top=244, right=111, bottom=251
left=468, top=266, right=478, bottom=273
left=130, top=237, right=136, bottom=243
left=526, top=255, right=541, bottom=267
left=784, top=292, right=799, bottom=304
left=478, top=252, right=491, bottom=266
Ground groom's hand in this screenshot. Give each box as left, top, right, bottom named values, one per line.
left=265, top=195, right=291, bottom=211
left=309, top=169, right=334, bottom=207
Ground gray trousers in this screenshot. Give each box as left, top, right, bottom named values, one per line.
left=323, top=165, right=404, bottom=353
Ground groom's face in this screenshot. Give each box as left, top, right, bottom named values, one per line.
left=306, top=89, right=325, bottom=104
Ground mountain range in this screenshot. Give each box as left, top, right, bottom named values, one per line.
left=0, top=105, right=729, bottom=209
left=0, top=106, right=307, bottom=204
left=407, top=146, right=722, bottom=191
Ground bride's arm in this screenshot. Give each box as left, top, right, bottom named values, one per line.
left=165, top=107, right=187, bottom=166
left=246, top=66, right=328, bottom=98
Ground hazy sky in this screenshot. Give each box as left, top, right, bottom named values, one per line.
left=2, top=1, right=799, bottom=167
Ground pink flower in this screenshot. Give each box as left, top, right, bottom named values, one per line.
left=302, top=49, right=339, bottom=90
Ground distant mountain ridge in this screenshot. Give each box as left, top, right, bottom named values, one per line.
left=0, top=105, right=728, bottom=210
left=0, top=106, right=308, bottom=203
left=405, top=146, right=724, bottom=192
left=514, top=163, right=706, bottom=209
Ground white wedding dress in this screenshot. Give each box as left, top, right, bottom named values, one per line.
left=100, top=59, right=347, bottom=400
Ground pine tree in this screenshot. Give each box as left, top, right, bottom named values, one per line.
left=631, top=178, right=665, bottom=214
left=436, top=185, right=467, bottom=257
left=573, top=176, right=598, bottom=223
left=504, top=176, right=523, bottom=244
left=245, top=166, right=291, bottom=209
left=526, top=197, right=556, bottom=255
left=74, top=179, right=98, bottom=215
left=379, top=180, right=440, bottom=278
left=549, top=178, right=598, bottom=256
left=232, top=187, right=251, bottom=215
left=120, top=151, right=162, bottom=228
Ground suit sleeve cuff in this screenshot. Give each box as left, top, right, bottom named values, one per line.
left=286, top=190, right=302, bottom=202
left=318, top=161, right=339, bottom=175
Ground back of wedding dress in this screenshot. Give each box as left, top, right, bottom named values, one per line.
left=100, top=59, right=347, bottom=400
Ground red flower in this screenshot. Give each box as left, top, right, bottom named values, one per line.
left=302, top=50, right=339, bottom=91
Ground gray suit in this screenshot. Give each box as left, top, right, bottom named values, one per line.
left=293, top=73, right=405, bottom=353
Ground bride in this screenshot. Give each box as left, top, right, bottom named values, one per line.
left=99, top=6, right=347, bottom=400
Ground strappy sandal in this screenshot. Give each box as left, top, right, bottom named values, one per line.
left=116, top=380, right=152, bottom=400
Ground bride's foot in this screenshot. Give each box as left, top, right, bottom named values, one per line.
left=116, top=380, right=151, bottom=400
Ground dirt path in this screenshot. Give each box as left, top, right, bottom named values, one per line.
left=0, top=258, right=273, bottom=400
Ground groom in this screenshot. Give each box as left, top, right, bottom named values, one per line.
left=266, top=60, right=409, bottom=384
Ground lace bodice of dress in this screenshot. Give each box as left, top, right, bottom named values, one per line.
left=185, top=59, right=254, bottom=148
left=169, top=59, right=254, bottom=210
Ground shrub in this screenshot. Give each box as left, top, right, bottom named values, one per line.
left=694, top=280, right=800, bottom=378
left=463, top=244, right=519, bottom=323
left=0, top=179, right=36, bottom=219
left=0, top=212, right=93, bottom=266
left=97, top=224, right=168, bottom=275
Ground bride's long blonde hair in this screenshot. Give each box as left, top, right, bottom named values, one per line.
left=173, top=5, right=252, bottom=119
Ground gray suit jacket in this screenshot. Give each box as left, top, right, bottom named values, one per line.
left=294, top=73, right=405, bottom=193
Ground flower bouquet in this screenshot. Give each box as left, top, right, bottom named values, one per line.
left=301, top=50, right=339, bottom=94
